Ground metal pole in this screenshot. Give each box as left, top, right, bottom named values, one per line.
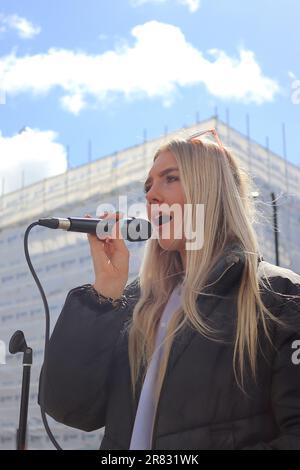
left=65, top=145, right=70, bottom=205
left=214, top=106, right=218, bottom=128
left=226, top=108, right=230, bottom=146
left=66, top=145, right=70, bottom=170
left=246, top=114, right=252, bottom=174
left=282, top=123, right=290, bottom=245
left=88, top=140, right=92, bottom=198
left=271, top=192, right=280, bottom=266
left=88, top=139, right=92, bottom=163
left=1, top=177, right=5, bottom=213
left=266, top=136, right=271, bottom=188
left=9, top=331, right=33, bottom=451
left=282, top=123, right=289, bottom=194
left=18, top=353, right=32, bottom=450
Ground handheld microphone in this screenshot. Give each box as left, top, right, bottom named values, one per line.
left=37, top=216, right=153, bottom=242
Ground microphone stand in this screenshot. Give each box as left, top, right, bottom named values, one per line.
left=9, top=330, right=33, bottom=450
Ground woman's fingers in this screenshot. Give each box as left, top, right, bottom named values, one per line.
left=84, top=212, right=129, bottom=294
left=85, top=212, right=128, bottom=255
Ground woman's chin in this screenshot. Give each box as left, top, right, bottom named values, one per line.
left=157, top=237, right=182, bottom=251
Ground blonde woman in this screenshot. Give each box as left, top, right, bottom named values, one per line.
left=39, top=129, right=300, bottom=450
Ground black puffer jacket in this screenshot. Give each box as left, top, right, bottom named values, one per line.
left=39, top=241, right=300, bottom=450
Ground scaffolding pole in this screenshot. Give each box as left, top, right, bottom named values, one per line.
left=226, top=108, right=230, bottom=146
left=246, top=114, right=252, bottom=175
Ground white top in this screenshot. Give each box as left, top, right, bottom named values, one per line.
left=129, top=283, right=183, bottom=450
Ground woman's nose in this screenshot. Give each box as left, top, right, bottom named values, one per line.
left=146, top=182, right=163, bottom=204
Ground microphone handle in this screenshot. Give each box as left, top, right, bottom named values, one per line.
left=67, top=217, right=110, bottom=234
left=38, top=216, right=129, bottom=234
left=38, top=217, right=152, bottom=241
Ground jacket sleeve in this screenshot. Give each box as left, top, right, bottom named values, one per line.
left=242, top=274, right=300, bottom=450
left=38, top=278, right=139, bottom=432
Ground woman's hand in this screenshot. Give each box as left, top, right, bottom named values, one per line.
left=85, top=212, right=130, bottom=300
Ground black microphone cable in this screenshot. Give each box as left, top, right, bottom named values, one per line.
left=24, top=222, right=62, bottom=450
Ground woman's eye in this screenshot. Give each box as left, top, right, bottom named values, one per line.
left=143, top=176, right=178, bottom=193
left=166, top=176, right=178, bottom=183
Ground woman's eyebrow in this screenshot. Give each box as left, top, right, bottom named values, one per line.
left=144, top=167, right=179, bottom=187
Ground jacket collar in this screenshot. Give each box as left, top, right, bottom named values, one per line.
left=199, top=240, right=246, bottom=297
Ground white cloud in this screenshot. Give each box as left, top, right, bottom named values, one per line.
left=0, top=13, right=41, bottom=39
left=60, top=93, right=87, bottom=115
left=130, top=0, right=201, bottom=13
left=178, top=0, right=200, bottom=13
left=0, top=127, right=67, bottom=195
left=0, top=21, right=280, bottom=114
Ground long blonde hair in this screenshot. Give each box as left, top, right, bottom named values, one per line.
left=126, top=135, right=286, bottom=407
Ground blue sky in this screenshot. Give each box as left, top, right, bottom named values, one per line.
left=0, top=0, right=299, bottom=194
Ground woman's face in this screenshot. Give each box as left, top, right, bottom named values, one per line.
left=145, top=150, right=186, bottom=252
